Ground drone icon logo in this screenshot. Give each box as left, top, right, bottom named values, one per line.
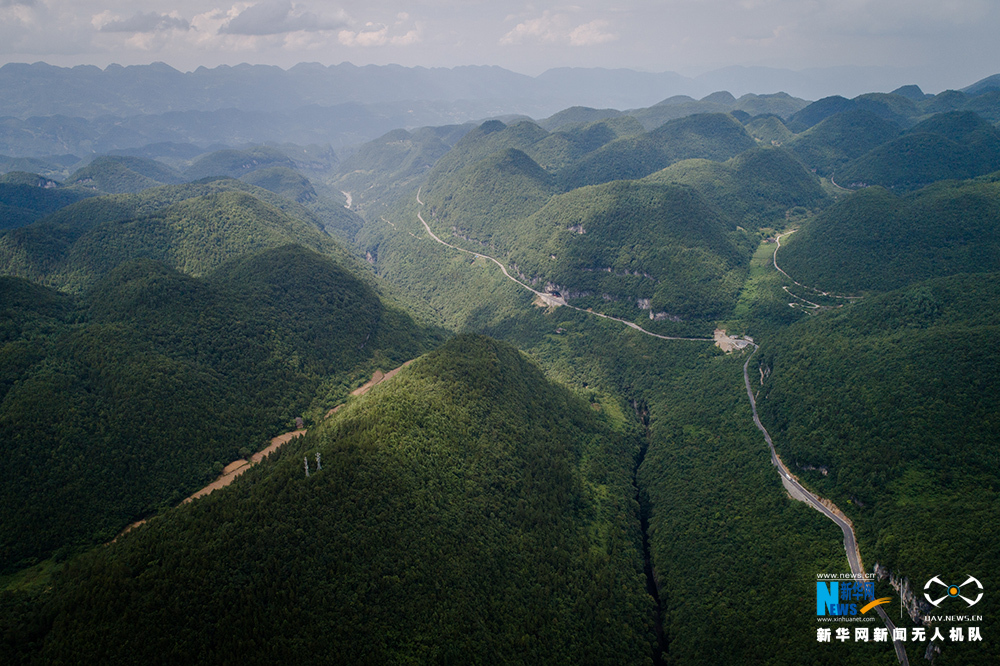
left=923, top=576, right=983, bottom=607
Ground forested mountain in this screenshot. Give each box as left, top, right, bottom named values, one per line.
left=0, top=173, right=97, bottom=230
left=183, top=146, right=299, bottom=181
left=3, top=74, right=1000, bottom=665
left=643, top=146, right=829, bottom=228
left=0, top=245, right=437, bottom=574
left=64, top=155, right=185, bottom=193
left=756, top=274, right=1000, bottom=665
left=3, top=336, right=655, bottom=664
left=558, top=113, right=756, bottom=189
left=787, top=109, right=902, bottom=175
left=836, top=111, right=1000, bottom=190
left=776, top=175, right=1000, bottom=293
left=0, top=178, right=364, bottom=292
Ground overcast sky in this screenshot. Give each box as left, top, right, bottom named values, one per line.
left=1, top=0, right=997, bottom=91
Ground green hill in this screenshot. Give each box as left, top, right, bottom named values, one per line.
left=65, top=155, right=184, bottom=194
left=559, top=113, right=756, bottom=189
left=236, top=166, right=365, bottom=242
left=786, top=95, right=856, bottom=129
left=643, top=146, right=829, bottom=228
left=0, top=154, right=81, bottom=180
left=835, top=111, right=1000, bottom=190
left=423, top=148, right=556, bottom=241
left=7, top=335, right=654, bottom=665
left=628, top=95, right=736, bottom=131
left=331, top=125, right=468, bottom=213
left=964, top=89, right=1000, bottom=123
left=744, top=115, right=795, bottom=145
left=183, top=146, right=297, bottom=180
left=777, top=178, right=1000, bottom=293
left=423, top=120, right=551, bottom=196
left=756, top=274, right=1000, bottom=665
left=0, top=245, right=437, bottom=574
left=0, top=179, right=351, bottom=292
left=0, top=173, right=97, bottom=230
left=525, top=117, right=644, bottom=172
left=733, top=92, right=809, bottom=118
left=788, top=109, right=902, bottom=176
left=239, top=166, right=317, bottom=203
left=502, top=180, right=753, bottom=320
left=837, top=133, right=982, bottom=190
left=537, top=106, right=623, bottom=131
left=789, top=93, right=918, bottom=131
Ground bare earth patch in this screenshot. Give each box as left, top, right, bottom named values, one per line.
left=714, top=328, right=753, bottom=353
left=113, top=360, right=415, bottom=541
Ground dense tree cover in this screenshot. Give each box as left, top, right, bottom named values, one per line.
left=787, top=109, right=902, bottom=176
left=537, top=106, right=623, bottom=131
left=756, top=274, right=1000, bottom=664
left=408, top=118, right=788, bottom=327
left=643, top=146, right=829, bottom=229
left=3, top=336, right=656, bottom=665
left=524, top=117, right=645, bottom=172
left=787, top=94, right=912, bottom=131
left=464, top=305, right=895, bottom=665
left=0, top=245, right=438, bottom=573
left=558, top=113, right=756, bottom=189
left=627, top=93, right=808, bottom=132
left=0, top=276, right=74, bottom=343
left=330, top=125, right=471, bottom=215
left=238, top=166, right=317, bottom=203
left=744, top=115, right=795, bottom=146
left=0, top=155, right=81, bottom=180
left=238, top=166, right=367, bottom=242
left=418, top=163, right=754, bottom=324
left=790, top=87, right=1000, bottom=130
left=0, top=175, right=97, bottom=230
left=183, top=146, right=298, bottom=181
left=423, top=120, right=552, bottom=196
left=777, top=176, right=1000, bottom=293
left=836, top=111, right=1000, bottom=190
left=352, top=171, right=897, bottom=663
left=838, top=134, right=986, bottom=190
left=64, top=155, right=184, bottom=194
left=3, top=93, right=997, bottom=665
left=425, top=148, right=556, bottom=240
left=0, top=179, right=364, bottom=292
left=511, top=181, right=753, bottom=321
left=639, top=351, right=896, bottom=666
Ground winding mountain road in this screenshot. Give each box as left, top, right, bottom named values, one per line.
left=773, top=230, right=862, bottom=303
left=743, top=344, right=909, bottom=665
left=411, top=189, right=905, bottom=663
left=414, top=191, right=712, bottom=342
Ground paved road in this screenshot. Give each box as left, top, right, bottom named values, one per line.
left=742, top=344, right=909, bottom=665
left=415, top=188, right=906, bottom=663
left=415, top=204, right=712, bottom=342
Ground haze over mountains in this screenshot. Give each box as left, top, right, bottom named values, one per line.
left=2, top=59, right=1000, bottom=665
left=3, top=61, right=999, bottom=159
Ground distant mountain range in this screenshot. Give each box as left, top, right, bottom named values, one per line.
left=1, top=62, right=997, bottom=157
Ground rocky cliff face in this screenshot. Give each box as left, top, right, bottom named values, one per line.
left=874, top=563, right=934, bottom=625
left=875, top=564, right=944, bottom=662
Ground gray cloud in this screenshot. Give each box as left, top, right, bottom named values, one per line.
left=220, top=0, right=345, bottom=36
left=100, top=12, right=190, bottom=33
left=0, top=0, right=35, bottom=6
